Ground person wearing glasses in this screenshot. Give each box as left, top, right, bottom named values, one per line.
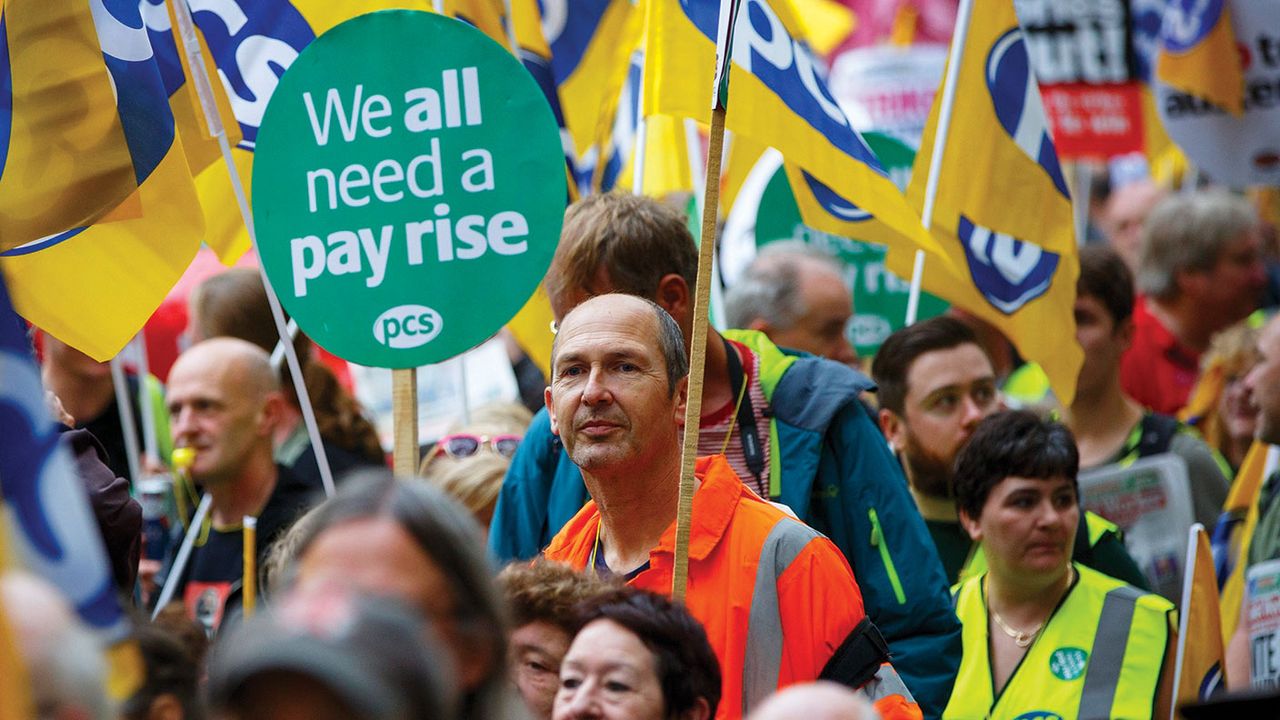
left=421, top=402, right=531, bottom=534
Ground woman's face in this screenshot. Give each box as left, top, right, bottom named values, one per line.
left=1220, top=366, right=1260, bottom=444
left=962, top=476, right=1079, bottom=580
left=553, top=619, right=666, bottom=720
left=510, top=621, right=573, bottom=720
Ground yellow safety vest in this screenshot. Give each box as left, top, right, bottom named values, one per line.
left=958, top=511, right=1120, bottom=584
left=944, top=564, right=1173, bottom=720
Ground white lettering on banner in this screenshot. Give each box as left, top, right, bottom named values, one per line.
left=289, top=211, right=531, bottom=297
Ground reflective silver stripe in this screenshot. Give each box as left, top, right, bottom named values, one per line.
left=861, top=662, right=915, bottom=705
left=742, top=518, right=821, bottom=714
left=1079, top=585, right=1143, bottom=719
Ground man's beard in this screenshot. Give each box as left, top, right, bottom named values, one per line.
left=901, top=432, right=955, bottom=500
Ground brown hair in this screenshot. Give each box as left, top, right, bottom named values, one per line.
left=546, top=193, right=697, bottom=310
left=496, top=559, right=617, bottom=632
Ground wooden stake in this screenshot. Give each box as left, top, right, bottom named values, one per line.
left=672, top=106, right=727, bottom=602
left=393, top=368, right=419, bottom=477
left=241, top=516, right=257, bottom=617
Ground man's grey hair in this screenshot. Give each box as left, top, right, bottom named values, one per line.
left=2, top=572, right=112, bottom=720
left=551, top=295, right=689, bottom=397
left=1136, top=190, right=1260, bottom=300
left=724, top=241, right=844, bottom=330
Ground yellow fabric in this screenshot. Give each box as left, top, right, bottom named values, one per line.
left=0, top=1, right=138, bottom=249
left=1155, top=4, right=1244, bottom=116
left=1219, top=442, right=1272, bottom=644
left=0, top=511, right=33, bottom=720
left=616, top=115, right=695, bottom=197
left=3, top=142, right=204, bottom=360
left=889, top=0, right=1081, bottom=404
left=644, top=0, right=947, bottom=266
left=164, top=0, right=243, bottom=176
left=1174, top=526, right=1224, bottom=706
left=946, top=564, right=1172, bottom=719
left=792, top=0, right=856, bottom=55
left=506, top=285, right=555, bottom=379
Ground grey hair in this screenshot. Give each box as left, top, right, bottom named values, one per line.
left=1137, top=190, right=1260, bottom=300
left=724, top=241, right=844, bottom=330
left=2, top=572, right=112, bottom=720
left=288, top=469, right=528, bottom=720
left=551, top=295, right=689, bottom=397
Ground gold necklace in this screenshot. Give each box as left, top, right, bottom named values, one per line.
left=986, top=567, right=1074, bottom=649
left=990, top=606, right=1042, bottom=648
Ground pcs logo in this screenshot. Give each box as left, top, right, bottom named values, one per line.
left=1160, top=0, right=1224, bottom=53
left=986, top=29, right=1069, bottom=199
left=1012, top=713, right=1064, bottom=720
left=958, top=215, right=1058, bottom=315
left=143, top=0, right=315, bottom=149
left=374, top=305, right=443, bottom=350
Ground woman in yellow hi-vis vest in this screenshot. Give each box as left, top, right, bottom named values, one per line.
left=944, top=411, right=1175, bottom=720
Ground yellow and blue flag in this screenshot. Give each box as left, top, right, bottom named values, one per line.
left=0, top=0, right=204, bottom=361
left=0, top=0, right=140, bottom=248
left=0, top=274, right=137, bottom=689
left=1174, top=524, right=1226, bottom=705
left=643, top=0, right=947, bottom=266
left=1156, top=0, right=1244, bottom=116
left=1213, top=441, right=1274, bottom=644
left=890, top=0, right=1082, bottom=403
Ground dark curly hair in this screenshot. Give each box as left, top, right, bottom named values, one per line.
left=570, top=587, right=721, bottom=718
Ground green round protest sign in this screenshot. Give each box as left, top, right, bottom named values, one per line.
left=253, top=11, right=565, bottom=368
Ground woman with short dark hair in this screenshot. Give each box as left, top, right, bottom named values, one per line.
left=554, top=587, right=720, bottom=720
left=945, top=410, right=1175, bottom=719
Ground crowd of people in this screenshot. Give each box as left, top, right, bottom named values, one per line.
left=8, top=178, right=1280, bottom=720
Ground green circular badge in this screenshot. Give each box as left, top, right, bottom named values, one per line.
left=253, top=11, right=565, bottom=368
left=1049, top=647, right=1089, bottom=681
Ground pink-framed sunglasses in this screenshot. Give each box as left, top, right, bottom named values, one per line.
left=432, top=433, right=522, bottom=459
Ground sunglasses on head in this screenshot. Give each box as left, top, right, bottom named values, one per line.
left=433, top=433, right=522, bottom=459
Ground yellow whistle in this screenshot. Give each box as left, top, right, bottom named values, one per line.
left=171, top=447, right=195, bottom=471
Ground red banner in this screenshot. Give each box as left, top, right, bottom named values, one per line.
left=1041, top=82, right=1145, bottom=160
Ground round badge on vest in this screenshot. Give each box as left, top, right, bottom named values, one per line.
left=1049, top=647, right=1089, bottom=681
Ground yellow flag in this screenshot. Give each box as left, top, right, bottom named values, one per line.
left=888, top=0, right=1081, bottom=403
left=1216, top=442, right=1274, bottom=644
left=1, top=0, right=203, bottom=360
left=1174, top=525, right=1226, bottom=705
left=1156, top=1, right=1244, bottom=116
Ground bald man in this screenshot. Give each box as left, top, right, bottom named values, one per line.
left=748, top=682, right=878, bottom=720
left=162, top=338, right=317, bottom=633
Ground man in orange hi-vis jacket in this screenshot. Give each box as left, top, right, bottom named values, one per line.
left=541, top=293, right=920, bottom=720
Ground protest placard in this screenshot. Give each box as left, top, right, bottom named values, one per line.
left=1246, top=559, right=1280, bottom=690
left=1079, top=453, right=1195, bottom=601
left=252, top=10, right=565, bottom=369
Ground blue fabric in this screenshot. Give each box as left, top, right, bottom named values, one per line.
left=488, top=332, right=960, bottom=717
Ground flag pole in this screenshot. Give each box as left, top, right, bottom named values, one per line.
left=168, top=0, right=334, bottom=496
left=673, top=0, right=741, bottom=602
left=909, top=0, right=975, bottom=325
left=109, top=354, right=144, bottom=484
left=1171, top=523, right=1204, bottom=719
left=130, top=334, right=161, bottom=465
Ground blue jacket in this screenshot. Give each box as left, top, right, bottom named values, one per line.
left=489, top=330, right=960, bottom=717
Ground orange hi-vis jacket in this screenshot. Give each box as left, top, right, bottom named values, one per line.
left=544, top=455, right=921, bottom=719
